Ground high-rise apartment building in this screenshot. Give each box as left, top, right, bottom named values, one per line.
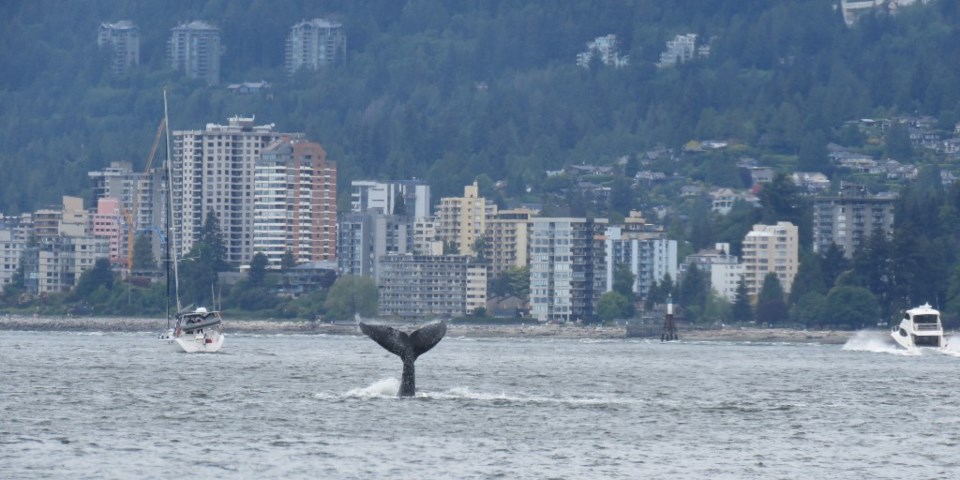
left=97, top=20, right=140, bottom=76
left=285, top=18, right=346, bottom=74
left=604, top=226, right=677, bottom=300
left=529, top=217, right=608, bottom=323
left=378, top=254, right=487, bottom=318
left=0, top=216, right=30, bottom=291
left=741, top=222, right=799, bottom=300
left=336, top=211, right=410, bottom=279
left=254, top=137, right=337, bottom=268
left=168, top=21, right=221, bottom=85
left=88, top=161, right=166, bottom=266
left=171, top=117, right=294, bottom=265
left=350, top=180, right=430, bottom=219
left=91, top=198, right=124, bottom=265
left=484, top=208, right=534, bottom=278
left=438, top=181, right=496, bottom=256
left=813, top=184, right=896, bottom=258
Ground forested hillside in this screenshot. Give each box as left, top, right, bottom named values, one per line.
left=1, top=0, right=959, bottom=213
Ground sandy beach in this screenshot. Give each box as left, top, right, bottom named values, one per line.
left=0, top=314, right=853, bottom=344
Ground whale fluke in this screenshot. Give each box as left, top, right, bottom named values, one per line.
left=359, top=321, right=446, bottom=397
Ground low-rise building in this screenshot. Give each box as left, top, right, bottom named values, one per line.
left=378, top=254, right=487, bottom=318
left=680, top=243, right=743, bottom=302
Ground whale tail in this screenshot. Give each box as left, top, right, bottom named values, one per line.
left=359, top=321, right=446, bottom=397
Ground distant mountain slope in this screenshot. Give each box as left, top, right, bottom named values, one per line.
left=0, top=0, right=957, bottom=212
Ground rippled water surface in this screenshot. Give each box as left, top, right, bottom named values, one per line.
left=1, top=330, right=959, bottom=479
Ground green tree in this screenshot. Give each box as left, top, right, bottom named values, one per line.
left=678, top=264, right=708, bottom=322
left=703, top=290, right=732, bottom=324
left=613, top=264, right=635, bottom=298
left=248, top=252, right=269, bottom=287
left=597, top=291, right=632, bottom=321
left=608, top=178, right=634, bottom=217
left=489, top=266, right=530, bottom=301
left=820, top=286, right=879, bottom=329
left=789, top=252, right=826, bottom=305
left=758, top=174, right=802, bottom=227
left=790, top=292, right=826, bottom=327
left=755, top=272, right=788, bottom=326
left=797, top=131, right=829, bottom=173
left=324, top=275, right=378, bottom=320
left=820, top=243, right=849, bottom=290
left=731, top=277, right=753, bottom=322
left=178, top=211, right=229, bottom=308
left=72, top=258, right=115, bottom=301
left=281, top=250, right=297, bottom=271
left=884, top=122, right=914, bottom=160
left=644, top=273, right=673, bottom=309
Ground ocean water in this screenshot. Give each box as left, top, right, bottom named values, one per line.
left=1, top=329, right=959, bottom=479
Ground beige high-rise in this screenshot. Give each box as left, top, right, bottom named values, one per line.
left=741, top=221, right=798, bottom=300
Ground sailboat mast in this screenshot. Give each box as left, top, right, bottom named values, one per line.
left=163, top=87, right=182, bottom=314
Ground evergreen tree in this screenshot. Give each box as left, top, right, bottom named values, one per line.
left=820, top=243, right=849, bottom=290
left=612, top=264, right=635, bottom=298
left=178, top=211, right=228, bottom=308
left=281, top=250, right=297, bottom=271
left=884, top=122, right=914, bottom=160
left=789, top=252, right=826, bottom=305
left=731, top=276, right=753, bottom=322
left=72, top=258, right=114, bottom=301
left=755, top=272, right=788, bottom=326
left=758, top=174, right=803, bottom=228
left=678, top=264, right=708, bottom=322
left=248, top=252, right=269, bottom=287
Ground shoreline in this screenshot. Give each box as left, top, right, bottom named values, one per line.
left=0, top=314, right=854, bottom=344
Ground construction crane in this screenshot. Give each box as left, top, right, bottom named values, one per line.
left=124, top=118, right=166, bottom=271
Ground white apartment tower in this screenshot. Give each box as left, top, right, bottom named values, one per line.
left=254, top=137, right=337, bottom=268
left=168, top=21, right=221, bottom=85
left=171, top=117, right=294, bottom=265
left=604, top=227, right=677, bottom=299
left=741, top=222, right=799, bottom=300
left=351, top=180, right=431, bottom=219
left=97, top=21, right=140, bottom=76
left=285, top=18, right=346, bottom=74
left=529, top=217, right=608, bottom=323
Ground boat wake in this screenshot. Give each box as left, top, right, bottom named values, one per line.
left=842, top=330, right=920, bottom=355
left=939, top=335, right=960, bottom=357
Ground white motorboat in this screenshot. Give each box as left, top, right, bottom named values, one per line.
left=891, top=303, right=947, bottom=350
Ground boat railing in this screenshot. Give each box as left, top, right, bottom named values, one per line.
left=914, top=322, right=941, bottom=331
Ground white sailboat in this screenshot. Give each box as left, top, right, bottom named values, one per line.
left=156, top=88, right=225, bottom=353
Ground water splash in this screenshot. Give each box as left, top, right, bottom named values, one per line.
left=842, top=330, right=920, bottom=356
left=938, top=335, right=960, bottom=357
left=344, top=378, right=399, bottom=398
